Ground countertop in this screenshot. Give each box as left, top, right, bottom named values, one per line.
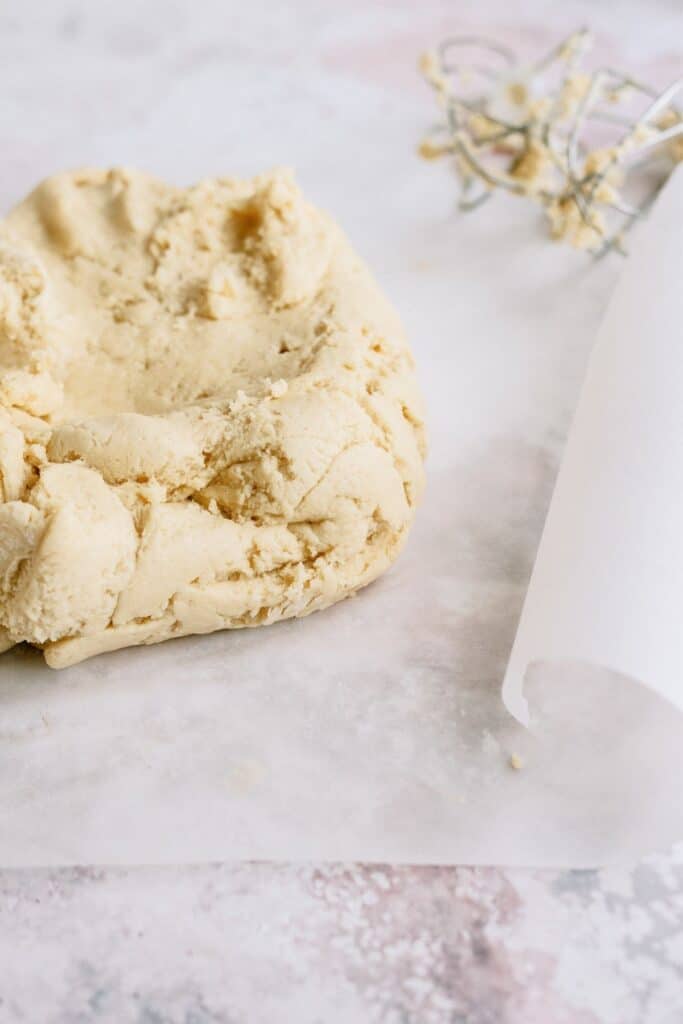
left=1, top=1, right=682, bottom=1021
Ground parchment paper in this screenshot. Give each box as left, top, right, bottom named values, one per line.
left=504, top=168, right=683, bottom=722
left=2, top=166, right=683, bottom=869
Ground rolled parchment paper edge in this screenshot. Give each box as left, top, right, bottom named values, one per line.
left=503, top=167, right=683, bottom=724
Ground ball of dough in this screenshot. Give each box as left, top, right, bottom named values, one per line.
left=0, top=167, right=426, bottom=668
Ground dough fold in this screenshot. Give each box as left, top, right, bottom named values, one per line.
left=0, top=167, right=426, bottom=667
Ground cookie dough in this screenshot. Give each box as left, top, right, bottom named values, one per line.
left=0, top=167, right=426, bottom=668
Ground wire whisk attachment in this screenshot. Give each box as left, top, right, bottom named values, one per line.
left=419, top=29, right=683, bottom=256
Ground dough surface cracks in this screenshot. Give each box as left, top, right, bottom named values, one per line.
left=0, top=167, right=426, bottom=667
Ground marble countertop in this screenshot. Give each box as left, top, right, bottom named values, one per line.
left=1, top=1, right=682, bottom=1021
left=3, top=853, right=683, bottom=1024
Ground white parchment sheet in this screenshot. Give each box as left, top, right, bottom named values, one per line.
left=2, top=161, right=683, bottom=869
left=504, top=169, right=683, bottom=722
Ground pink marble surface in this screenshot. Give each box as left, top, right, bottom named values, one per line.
left=3, top=855, right=683, bottom=1023
left=1, top=1, right=682, bottom=1020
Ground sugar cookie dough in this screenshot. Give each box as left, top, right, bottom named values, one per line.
left=0, top=167, right=426, bottom=668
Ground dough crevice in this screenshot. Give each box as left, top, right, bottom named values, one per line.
left=0, top=167, right=426, bottom=667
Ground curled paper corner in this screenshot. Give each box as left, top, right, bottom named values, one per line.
left=501, top=654, right=628, bottom=730
left=503, top=654, right=660, bottom=729
left=500, top=656, right=683, bottom=867
left=501, top=654, right=531, bottom=727
left=502, top=652, right=655, bottom=729
left=501, top=165, right=683, bottom=729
